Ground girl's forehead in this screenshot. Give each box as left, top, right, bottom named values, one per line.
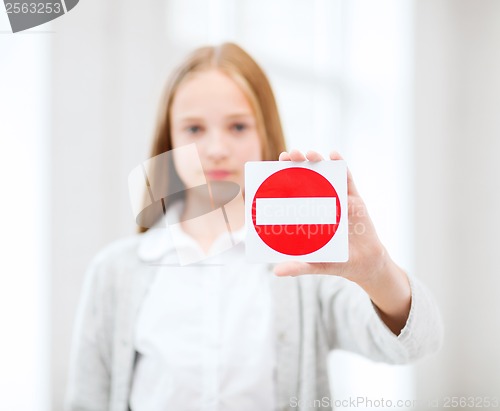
left=175, top=70, right=244, bottom=99
left=171, top=69, right=254, bottom=116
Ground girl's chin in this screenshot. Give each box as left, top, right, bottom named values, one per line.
left=206, top=179, right=242, bottom=202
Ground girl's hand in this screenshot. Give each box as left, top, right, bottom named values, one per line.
left=275, top=149, right=411, bottom=334
left=274, top=149, right=386, bottom=286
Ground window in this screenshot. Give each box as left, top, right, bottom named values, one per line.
left=0, top=14, right=50, bottom=411
left=169, top=0, right=416, bottom=408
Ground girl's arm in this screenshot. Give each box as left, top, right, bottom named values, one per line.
left=65, top=255, right=112, bottom=411
left=318, top=272, right=443, bottom=363
left=275, top=150, right=430, bottom=335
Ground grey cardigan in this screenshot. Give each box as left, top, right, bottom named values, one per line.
left=65, top=233, right=443, bottom=411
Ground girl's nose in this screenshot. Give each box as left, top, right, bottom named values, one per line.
left=205, top=132, right=230, bottom=160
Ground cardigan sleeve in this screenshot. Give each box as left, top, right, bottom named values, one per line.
left=319, top=273, right=443, bottom=364
left=64, top=252, right=114, bottom=411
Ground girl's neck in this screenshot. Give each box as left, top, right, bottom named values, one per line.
left=180, top=191, right=245, bottom=253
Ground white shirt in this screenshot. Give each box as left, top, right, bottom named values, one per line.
left=129, top=202, right=276, bottom=411
left=65, top=202, right=443, bottom=411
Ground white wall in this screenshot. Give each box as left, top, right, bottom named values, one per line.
left=328, top=2, right=416, bottom=409
left=49, top=1, right=172, bottom=408
left=414, top=0, right=500, bottom=402
left=0, top=13, right=50, bottom=411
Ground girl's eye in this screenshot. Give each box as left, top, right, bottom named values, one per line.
left=186, top=125, right=202, bottom=134
left=231, top=123, right=248, bottom=132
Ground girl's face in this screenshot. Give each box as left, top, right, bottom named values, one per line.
left=170, top=69, right=262, bottom=194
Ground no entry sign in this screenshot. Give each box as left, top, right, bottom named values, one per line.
left=245, top=161, right=348, bottom=263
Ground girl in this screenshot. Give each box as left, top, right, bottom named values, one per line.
left=65, top=43, right=442, bottom=411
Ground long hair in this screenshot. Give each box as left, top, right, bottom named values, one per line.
left=137, top=42, right=287, bottom=233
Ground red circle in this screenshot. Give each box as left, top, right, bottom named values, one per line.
left=251, top=167, right=341, bottom=256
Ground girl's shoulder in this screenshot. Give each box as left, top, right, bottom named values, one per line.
left=84, top=233, right=156, bottom=293
left=90, top=234, right=143, bottom=270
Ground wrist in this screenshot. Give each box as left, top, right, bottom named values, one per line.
left=355, top=245, right=391, bottom=290
left=358, top=254, right=412, bottom=332
left=357, top=250, right=411, bottom=308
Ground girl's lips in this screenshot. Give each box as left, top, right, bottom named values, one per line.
left=205, top=170, right=233, bottom=180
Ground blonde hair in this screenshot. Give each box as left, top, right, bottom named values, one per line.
left=138, top=42, right=287, bottom=233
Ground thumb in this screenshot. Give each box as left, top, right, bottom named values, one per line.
left=274, top=261, right=316, bottom=276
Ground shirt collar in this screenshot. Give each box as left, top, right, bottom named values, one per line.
left=137, top=201, right=182, bottom=262
left=137, top=201, right=246, bottom=262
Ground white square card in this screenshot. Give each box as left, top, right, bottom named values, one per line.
left=245, top=161, right=349, bottom=263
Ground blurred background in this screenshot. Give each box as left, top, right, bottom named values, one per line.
left=1, top=0, right=499, bottom=410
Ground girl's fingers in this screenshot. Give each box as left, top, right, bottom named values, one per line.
left=280, top=150, right=359, bottom=199
left=329, top=150, right=343, bottom=161
left=279, top=151, right=291, bottom=161
left=274, top=261, right=344, bottom=276
left=280, top=150, right=322, bottom=162
left=288, top=149, right=307, bottom=162
left=330, top=150, right=359, bottom=197
left=274, top=261, right=315, bottom=276
left=305, top=150, right=324, bottom=162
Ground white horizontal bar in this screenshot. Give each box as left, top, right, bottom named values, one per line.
left=256, top=197, right=337, bottom=225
